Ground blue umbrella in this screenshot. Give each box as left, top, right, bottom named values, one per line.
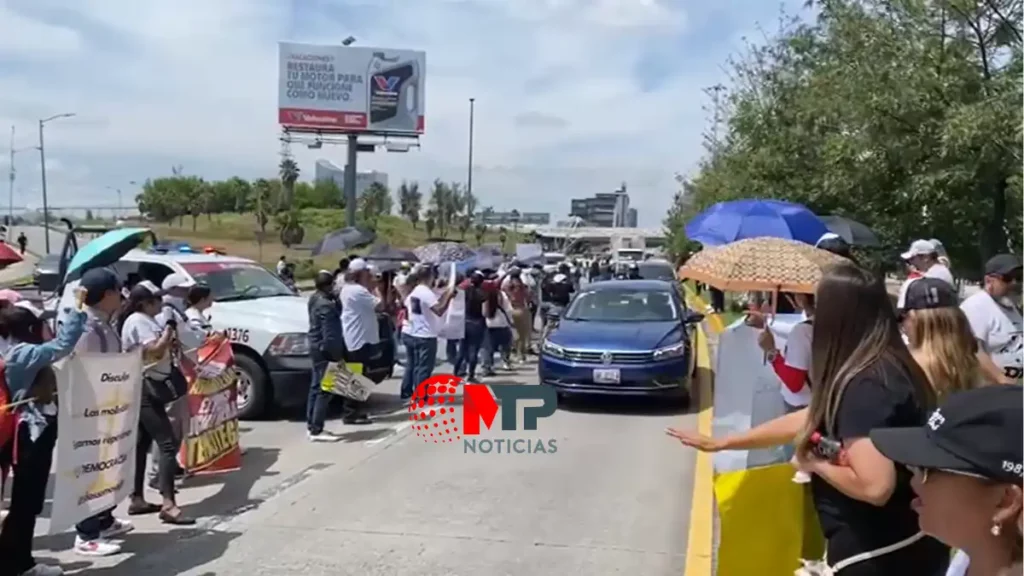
left=685, top=199, right=829, bottom=247
left=65, top=227, right=154, bottom=281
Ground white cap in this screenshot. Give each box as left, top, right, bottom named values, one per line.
left=161, top=273, right=196, bottom=291
left=136, top=280, right=161, bottom=294
left=348, top=258, right=368, bottom=272
left=815, top=232, right=841, bottom=247
left=553, top=273, right=567, bottom=283
left=901, top=240, right=937, bottom=261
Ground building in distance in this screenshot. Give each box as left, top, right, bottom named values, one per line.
left=314, top=159, right=388, bottom=198
left=568, top=184, right=632, bottom=227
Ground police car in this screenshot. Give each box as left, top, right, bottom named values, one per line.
left=57, top=243, right=311, bottom=419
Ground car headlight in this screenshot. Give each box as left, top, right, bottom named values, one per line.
left=267, top=333, right=310, bottom=356
left=541, top=339, right=566, bottom=358
left=653, top=342, right=686, bottom=360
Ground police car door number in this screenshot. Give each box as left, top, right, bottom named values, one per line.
left=224, top=328, right=250, bottom=343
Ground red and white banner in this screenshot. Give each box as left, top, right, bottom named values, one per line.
left=178, top=335, right=241, bottom=475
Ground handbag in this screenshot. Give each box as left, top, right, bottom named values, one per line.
left=320, top=362, right=374, bottom=402
left=795, top=532, right=925, bottom=575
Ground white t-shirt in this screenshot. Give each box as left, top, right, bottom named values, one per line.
left=121, top=312, right=171, bottom=377
left=779, top=321, right=813, bottom=407
left=897, top=266, right=955, bottom=308
left=403, top=284, right=442, bottom=339
left=960, top=291, right=1023, bottom=381
left=485, top=292, right=513, bottom=329
left=945, top=550, right=969, bottom=576
left=340, top=283, right=380, bottom=351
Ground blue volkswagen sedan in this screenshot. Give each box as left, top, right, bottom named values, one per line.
left=538, top=280, right=703, bottom=404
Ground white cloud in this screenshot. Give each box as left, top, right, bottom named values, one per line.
left=0, top=0, right=806, bottom=225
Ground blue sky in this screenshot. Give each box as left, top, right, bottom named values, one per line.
left=0, top=0, right=807, bottom=227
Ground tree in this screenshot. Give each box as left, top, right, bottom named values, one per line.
left=425, top=215, right=436, bottom=237
left=397, top=181, right=422, bottom=228
left=252, top=178, right=274, bottom=234
left=428, top=180, right=452, bottom=237
left=677, top=0, right=1022, bottom=278
left=474, top=223, right=487, bottom=245
left=276, top=209, right=305, bottom=247
left=462, top=187, right=477, bottom=222
left=278, top=156, right=300, bottom=211
left=457, top=214, right=472, bottom=240
left=85, top=209, right=95, bottom=221
left=360, top=182, right=393, bottom=228
left=663, top=179, right=700, bottom=261
left=498, top=226, right=508, bottom=249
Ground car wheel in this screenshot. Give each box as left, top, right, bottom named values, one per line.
left=234, top=354, right=269, bottom=420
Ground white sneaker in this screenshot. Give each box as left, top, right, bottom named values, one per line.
left=20, top=565, right=64, bottom=576
left=308, top=431, right=341, bottom=443
left=99, top=518, right=134, bottom=538
left=73, top=536, right=121, bottom=557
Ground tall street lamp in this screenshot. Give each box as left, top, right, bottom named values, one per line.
left=467, top=98, right=475, bottom=199
left=39, top=112, right=75, bottom=252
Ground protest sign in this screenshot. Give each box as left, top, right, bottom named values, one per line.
left=51, top=352, right=143, bottom=534
left=178, top=335, right=241, bottom=475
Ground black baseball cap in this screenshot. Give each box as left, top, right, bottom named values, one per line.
left=985, top=254, right=1022, bottom=277
left=80, top=268, right=122, bottom=306
left=900, top=277, right=959, bottom=312
left=870, top=386, right=1023, bottom=485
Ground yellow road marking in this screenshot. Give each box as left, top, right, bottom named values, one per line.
left=682, top=285, right=722, bottom=576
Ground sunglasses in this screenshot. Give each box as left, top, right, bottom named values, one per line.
left=907, top=466, right=990, bottom=483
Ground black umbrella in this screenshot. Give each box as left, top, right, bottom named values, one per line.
left=310, top=226, right=376, bottom=257
left=365, top=243, right=419, bottom=262
left=821, top=215, right=880, bottom=247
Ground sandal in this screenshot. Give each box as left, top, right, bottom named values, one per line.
left=127, top=502, right=161, bottom=516
left=159, top=509, right=196, bottom=525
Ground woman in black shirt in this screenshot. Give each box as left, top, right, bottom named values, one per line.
left=669, top=262, right=949, bottom=575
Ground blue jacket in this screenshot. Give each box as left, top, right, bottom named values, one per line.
left=308, top=290, right=343, bottom=362
left=5, top=308, right=86, bottom=440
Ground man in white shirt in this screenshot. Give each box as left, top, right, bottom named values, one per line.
left=338, top=259, right=378, bottom=425
left=960, top=254, right=1022, bottom=385
left=897, top=239, right=955, bottom=308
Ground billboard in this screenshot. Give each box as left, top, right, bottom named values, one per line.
left=279, top=42, right=426, bottom=135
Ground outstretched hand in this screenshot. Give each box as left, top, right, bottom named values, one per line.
left=666, top=427, right=725, bottom=452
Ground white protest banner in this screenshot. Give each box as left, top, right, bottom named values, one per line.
left=50, top=352, right=143, bottom=534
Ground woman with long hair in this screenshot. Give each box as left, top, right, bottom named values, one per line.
left=669, top=262, right=949, bottom=575
left=118, top=283, right=194, bottom=525
left=898, top=277, right=980, bottom=399
left=871, top=385, right=1022, bottom=576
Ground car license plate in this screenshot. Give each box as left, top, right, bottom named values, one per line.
left=593, top=369, right=620, bottom=384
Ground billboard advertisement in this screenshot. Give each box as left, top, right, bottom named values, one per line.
left=279, top=42, right=426, bottom=134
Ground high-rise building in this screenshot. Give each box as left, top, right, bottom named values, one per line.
left=568, top=184, right=630, bottom=227
left=626, top=207, right=638, bottom=228
left=314, top=159, right=389, bottom=198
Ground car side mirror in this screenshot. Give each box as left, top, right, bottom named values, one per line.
left=683, top=310, right=705, bottom=324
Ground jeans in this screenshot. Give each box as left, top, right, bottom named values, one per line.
left=401, top=334, right=438, bottom=398
left=76, top=510, right=115, bottom=541
left=135, top=396, right=179, bottom=501
left=446, top=339, right=461, bottom=366
left=454, top=319, right=486, bottom=379
left=306, top=361, right=332, bottom=435
left=483, top=327, right=511, bottom=370
left=0, top=421, right=57, bottom=574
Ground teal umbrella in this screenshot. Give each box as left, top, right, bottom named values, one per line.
left=64, top=227, right=154, bottom=281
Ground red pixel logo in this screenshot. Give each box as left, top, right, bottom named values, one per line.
left=408, top=375, right=465, bottom=443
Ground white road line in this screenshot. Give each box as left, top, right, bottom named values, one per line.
left=365, top=420, right=414, bottom=446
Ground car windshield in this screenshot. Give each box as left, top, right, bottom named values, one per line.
left=638, top=262, right=676, bottom=281
left=180, top=262, right=294, bottom=301
left=564, top=288, right=678, bottom=322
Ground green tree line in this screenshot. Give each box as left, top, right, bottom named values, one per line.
left=665, top=0, right=1023, bottom=279
left=134, top=156, right=501, bottom=246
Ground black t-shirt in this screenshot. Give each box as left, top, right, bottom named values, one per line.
left=464, top=285, right=485, bottom=320
left=545, top=281, right=574, bottom=307
left=811, top=359, right=949, bottom=571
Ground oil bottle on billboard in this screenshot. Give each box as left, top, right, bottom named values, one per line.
left=367, top=51, right=420, bottom=131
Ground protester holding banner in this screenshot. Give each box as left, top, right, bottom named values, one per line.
left=119, top=283, right=195, bottom=525
left=671, top=262, right=950, bottom=575
left=71, top=268, right=135, bottom=557
left=0, top=290, right=87, bottom=576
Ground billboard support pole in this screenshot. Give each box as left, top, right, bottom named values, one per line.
left=344, top=133, right=358, bottom=227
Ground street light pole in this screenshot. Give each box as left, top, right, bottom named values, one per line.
left=467, top=98, right=475, bottom=198
left=7, top=126, right=13, bottom=229
left=38, top=112, right=75, bottom=253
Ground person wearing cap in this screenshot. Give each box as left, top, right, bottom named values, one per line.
left=117, top=282, right=194, bottom=526
left=0, top=287, right=87, bottom=576
left=337, top=259, right=377, bottom=425
left=870, top=385, right=1023, bottom=576
left=69, top=268, right=136, bottom=557
left=898, top=240, right=955, bottom=308
left=307, top=271, right=346, bottom=441
left=156, top=273, right=202, bottom=481
left=899, top=277, right=980, bottom=399
left=929, top=238, right=952, bottom=269
left=959, top=254, right=1023, bottom=385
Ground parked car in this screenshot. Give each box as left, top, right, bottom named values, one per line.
left=636, top=259, right=677, bottom=282
left=538, top=279, right=703, bottom=404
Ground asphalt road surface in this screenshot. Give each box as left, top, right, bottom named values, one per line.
left=8, top=224, right=71, bottom=256
left=25, top=363, right=700, bottom=575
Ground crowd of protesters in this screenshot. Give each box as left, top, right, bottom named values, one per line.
left=0, top=268, right=222, bottom=575
left=670, top=234, right=1022, bottom=576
